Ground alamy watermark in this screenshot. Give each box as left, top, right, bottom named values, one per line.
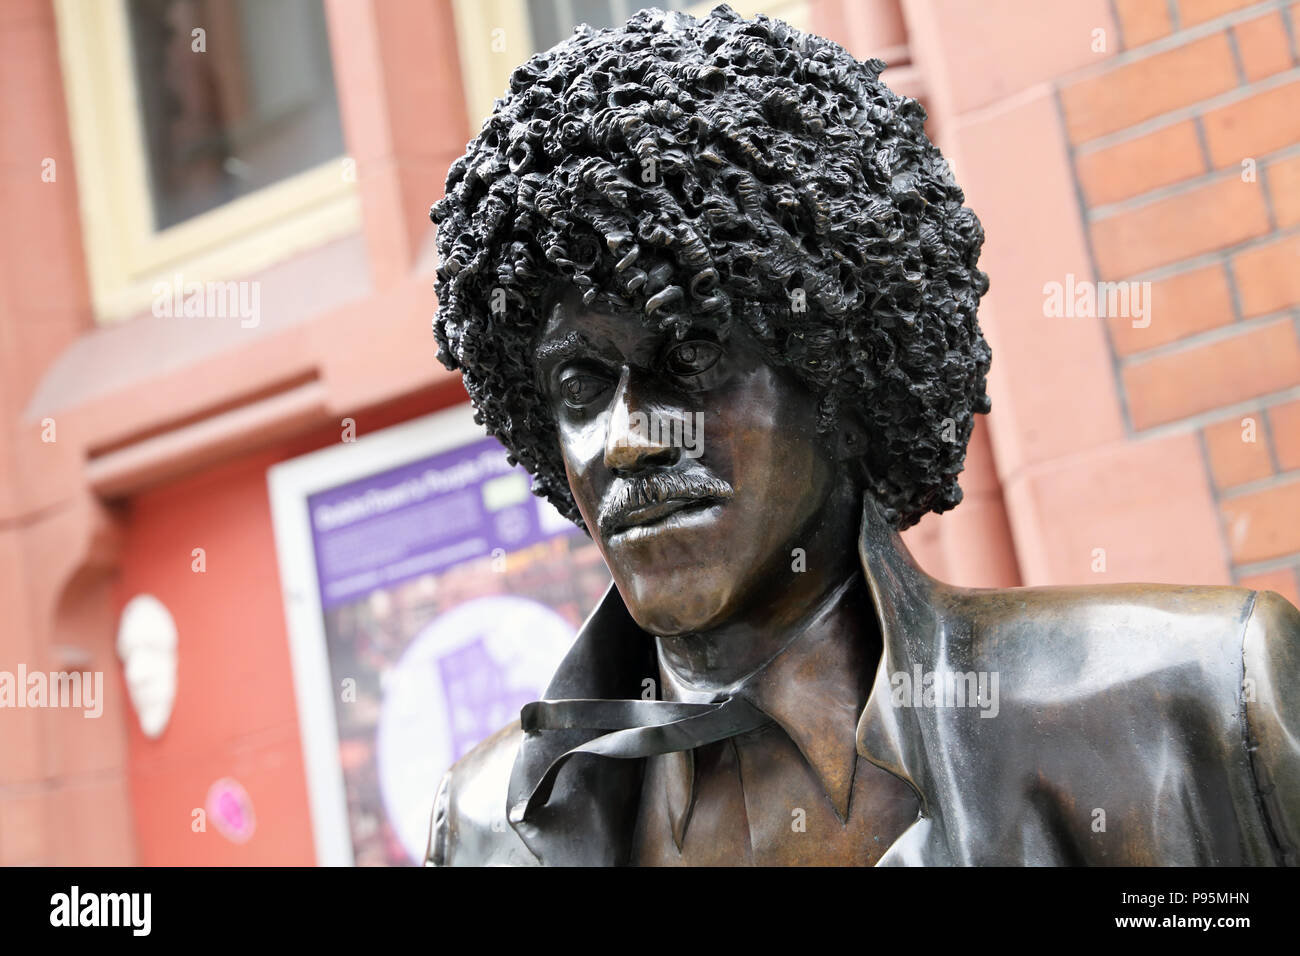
left=152, top=272, right=261, bottom=328
left=0, top=665, right=103, bottom=718
left=1043, top=273, right=1151, bottom=328
left=50, top=886, right=150, bottom=936
left=890, top=665, right=999, bottom=718
left=612, top=410, right=705, bottom=459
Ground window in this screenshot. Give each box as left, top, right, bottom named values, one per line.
left=54, top=0, right=359, bottom=323
left=450, top=0, right=813, bottom=134
left=127, top=0, right=345, bottom=230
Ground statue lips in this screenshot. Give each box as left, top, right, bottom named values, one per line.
left=597, top=472, right=735, bottom=541
left=606, top=495, right=725, bottom=539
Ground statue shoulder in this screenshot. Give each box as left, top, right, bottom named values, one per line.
left=948, top=580, right=1258, bottom=625
left=424, top=720, right=539, bottom=867
left=949, top=581, right=1264, bottom=661
left=953, top=581, right=1300, bottom=863
left=943, top=580, right=1272, bottom=709
left=1244, top=585, right=1300, bottom=649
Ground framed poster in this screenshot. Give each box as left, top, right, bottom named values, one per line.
left=267, top=404, right=609, bottom=865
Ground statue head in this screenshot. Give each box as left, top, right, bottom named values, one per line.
left=117, top=593, right=178, bottom=739
left=432, top=5, right=990, bottom=638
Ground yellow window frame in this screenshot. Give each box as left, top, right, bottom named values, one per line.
left=53, top=0, right=361, bottom=324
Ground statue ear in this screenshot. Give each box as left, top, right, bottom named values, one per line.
left=834, top=413, right=869, bottom=462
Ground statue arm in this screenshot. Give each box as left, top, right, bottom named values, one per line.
left=423, top=721, right=540, bottom=866
left=1243, top=588, right=1300, bottom=866
left=423, top=770, right=453, bottom=867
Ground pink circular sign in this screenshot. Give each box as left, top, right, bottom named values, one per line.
left=206, top=777, right=256, bottom=844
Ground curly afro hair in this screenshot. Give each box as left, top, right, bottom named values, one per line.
left=431, top=3, right=991, bottom=531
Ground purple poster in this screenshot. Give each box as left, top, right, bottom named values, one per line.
left=306, top=436, right=609, bottom=865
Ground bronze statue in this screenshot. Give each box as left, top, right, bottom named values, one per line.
left=425, top=5, right=1300, bottom=866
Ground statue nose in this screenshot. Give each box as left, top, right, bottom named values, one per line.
left=603, top=371, right=681, bottom=474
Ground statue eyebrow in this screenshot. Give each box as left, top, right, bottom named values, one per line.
left=534, top=330, right=598, bottom=366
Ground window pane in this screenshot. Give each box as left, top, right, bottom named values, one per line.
left=127, top=0, right=345, bottom=231
left=526, top=0, right=693, bottom=52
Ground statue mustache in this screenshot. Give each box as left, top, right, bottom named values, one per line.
left=597, top=471, right=734, bottom=535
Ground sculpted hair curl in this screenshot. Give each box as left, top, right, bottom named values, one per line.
left=431, top=3, right=991, bottom=530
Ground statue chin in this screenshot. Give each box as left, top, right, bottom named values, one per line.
left=624, top=601, right=721, bottom=640
left=608, top=562, right=742, bottom=639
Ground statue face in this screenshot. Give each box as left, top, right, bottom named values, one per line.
left=117, top=594, right=178, bottom=739
left=536, top=295, right=852, bottom=638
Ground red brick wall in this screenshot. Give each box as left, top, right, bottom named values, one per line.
left=1060, top=0, right=1300, bottom=604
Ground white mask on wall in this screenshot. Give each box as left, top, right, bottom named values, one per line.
left=116, top=594, right=178, bottom=739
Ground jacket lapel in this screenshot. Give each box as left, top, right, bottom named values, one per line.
left=506, top=581, right=657, bottom=865
left=854, top=494, right=943, bottom=831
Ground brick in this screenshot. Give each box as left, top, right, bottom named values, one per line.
left=1124, top=319, right=1300, bottom=428
left=897, top=1, right=1118, bottom=115
left=1179, top=0, right=1264, bottom=26
left=1076, top=121, right=1206, bottom=206
left=1115, top=0, right=1174, bottom=46
left=1221, top=476, right=1300, bottom=562
left=1232, top=234, right=1300, bottom=316
left=1090, top=175, right=1271, bottom=277
left=1266, top=152, right=1300, bottom=228
left=1060, top=34, right=1238, bottom=143
left=1108, top=263, right=1235, bottom=355
left=1202, top=80, right=1300, bottom=168
left=1112, top=0, right=1175, bottom=47
left=1268, top=398, right=1300, bottom=469
left=1233, top=11, right=1293, bottom=81
left=1238, top=567, right=1300, bottom=606
left=1204, top=413, right=1275, bottom=487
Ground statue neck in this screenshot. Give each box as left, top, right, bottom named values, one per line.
left=655, top=566, right=872, bottom=697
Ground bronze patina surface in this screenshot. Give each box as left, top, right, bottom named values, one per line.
left=425, top=5, right=1300, bottom=866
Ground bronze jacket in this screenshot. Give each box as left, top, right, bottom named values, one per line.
left=426, top=498, right=1300, bottom=866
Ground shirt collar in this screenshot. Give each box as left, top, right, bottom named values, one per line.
left=655, top=571, right=880, bottom=847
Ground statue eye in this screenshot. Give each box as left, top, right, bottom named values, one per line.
left=559, top=372, right=610, bottom=409
left=664, top=340, right=722, bottom=377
